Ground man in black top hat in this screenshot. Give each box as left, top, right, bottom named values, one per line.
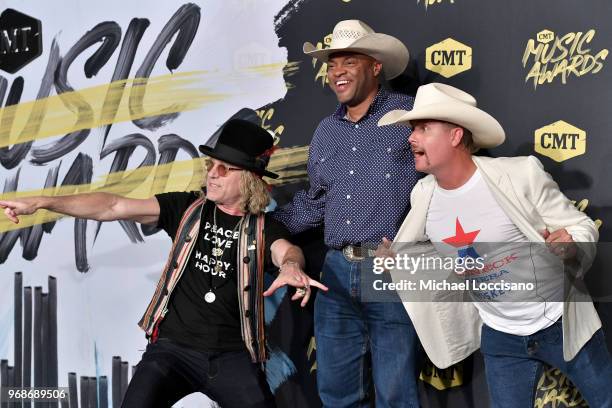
left=1, top=118, right=327, bottom=408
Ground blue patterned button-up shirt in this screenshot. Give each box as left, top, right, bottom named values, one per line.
left=274, top=87, right=421, bottom=248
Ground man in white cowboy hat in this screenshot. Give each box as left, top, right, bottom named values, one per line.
left=274, top=19, right=422, bottom=407
left=378, top=82, right=612, bottom=407
left=0, top=117, right=328, bottom=408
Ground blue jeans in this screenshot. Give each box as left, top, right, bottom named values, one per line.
left=481, top=320, right=612, bottom=408
left=314, top=250, right=421, bottom=408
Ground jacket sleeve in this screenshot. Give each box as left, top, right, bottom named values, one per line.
left=526, top=155, right=598, bottom=272
left=526, top=155, right=598, bottom=242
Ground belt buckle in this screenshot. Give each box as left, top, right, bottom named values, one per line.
left=343, top=245, right=364, bottom=262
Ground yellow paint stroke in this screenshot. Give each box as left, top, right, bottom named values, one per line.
left=244, top=62, right=286, bottom=78
left=267, top=145, right=308, bottom=181
left=283, top=61, right=301, bottom=89
left=284, top=61, right=301, bottom=77
left=0, top=146, right=309, bottom=232
left=0, top=72, right=230, bottom=148
left=0, top=60, right=294, bottom=149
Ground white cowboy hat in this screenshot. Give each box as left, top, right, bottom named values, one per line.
left=303, top=19, right=409, bottom=80
left=378, top=83, right=505, bottom=148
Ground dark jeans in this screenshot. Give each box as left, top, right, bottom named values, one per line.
left=314, top=250, right=421, bottom=408
left=121, top=338, right=276, bottom=408
left=481, top=321, right=612, bottom=408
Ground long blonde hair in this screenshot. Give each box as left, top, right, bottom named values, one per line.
left=238, top=171, right=271, bottom=214
left=200, top=169, right=270, bottom=215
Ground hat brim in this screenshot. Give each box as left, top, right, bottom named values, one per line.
left=199, top=145, right=279, bottom=179
left=378, top=103, right=505, bottom=149
left=303, top=33, right=409, bottom=79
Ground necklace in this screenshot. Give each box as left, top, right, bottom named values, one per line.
left=205, top=206, right=244, bottom=303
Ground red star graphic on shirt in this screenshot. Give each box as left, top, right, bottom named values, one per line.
left=442, top=218, right=481, bottom=248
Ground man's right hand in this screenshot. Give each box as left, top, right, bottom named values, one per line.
left=375, top=237, right=396, bottom=258
left=0, top=197, right=40, bottom=224
left=374, top=237, right=396, bottom=273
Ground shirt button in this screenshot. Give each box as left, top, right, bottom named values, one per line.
left=385, top=173, right=391, bottom=179
left=387, top=147, right=392, bottom=152
left=346, top=220, right=351, bottom=225
left=320, top=158, right=325, bottom=163
left=349, top=170, right=354, bottom=175
left=355, top=124, right=359, bottom=129
left=352, top=147, right=357, bottom=152
left=346, top=195, right=351, bottom=199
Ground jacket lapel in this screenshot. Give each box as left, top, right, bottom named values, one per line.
left=394, top=175, right=435, bottom=243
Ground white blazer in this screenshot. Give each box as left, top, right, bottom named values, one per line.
left=393, top=155, right=600, bottom=368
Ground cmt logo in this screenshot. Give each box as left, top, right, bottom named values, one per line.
left=534, top=121, right=586, bottom=162
left=0, top=9, right=42, bottom=73
left=536, top=29, right=555, bottom=44
left=426, top=38, right=472, bottom=78
left=420, top=361, right=463, bottom=390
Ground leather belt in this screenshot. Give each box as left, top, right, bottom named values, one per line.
left=342, top=245, right=376, bottom=262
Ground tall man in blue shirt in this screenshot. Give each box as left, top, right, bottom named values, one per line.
left=274, top=20, right=422, bottom=407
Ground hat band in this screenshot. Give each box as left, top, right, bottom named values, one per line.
left=204, top=144, right=267, bottom=173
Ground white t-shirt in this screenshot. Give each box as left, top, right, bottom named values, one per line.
left=425, top=168, right=563, bottom=336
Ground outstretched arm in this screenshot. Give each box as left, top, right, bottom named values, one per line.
left=0, top=193, right=160, bottom=225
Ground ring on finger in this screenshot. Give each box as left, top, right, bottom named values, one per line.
left=296, top=287, right=306, bottom=296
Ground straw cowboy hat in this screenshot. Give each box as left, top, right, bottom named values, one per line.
left=378, top=83, right=505, bottom=148
left=303, top=19, right=409, bottom=79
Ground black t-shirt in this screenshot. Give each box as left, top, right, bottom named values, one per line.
left=155, top=192, right=290, bottom=352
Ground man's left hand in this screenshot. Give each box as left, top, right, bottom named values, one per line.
left=542, top=228, right=577, bottom=260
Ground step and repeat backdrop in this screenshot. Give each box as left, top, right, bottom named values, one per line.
left=0, top=0, right=610, bottom=407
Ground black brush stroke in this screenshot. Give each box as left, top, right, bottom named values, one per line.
left=140, top=134, right=198, bottom=237
left=129, top=3, right=201, bottom=131
left=99, top=18, right=150, bottom=151
left=31, top=23, right=121, bottom=164
left=94, top=133, right=156, bottom=243
left=0, top=169, right=32, bottom=264
left=5, top=39, right=60, bottom=168
left=60, top=153, right=94, bottom=272
left=22, top=165, right=60, bottom=260
left=0, top=76, right=7, bottom=104
left=0, top=76, right=28, bottom=169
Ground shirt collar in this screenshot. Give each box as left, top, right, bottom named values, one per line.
left=333, top=86, right=389, bottom=121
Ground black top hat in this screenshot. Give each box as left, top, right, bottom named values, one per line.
left=199, top=119, right=279, bottom=179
